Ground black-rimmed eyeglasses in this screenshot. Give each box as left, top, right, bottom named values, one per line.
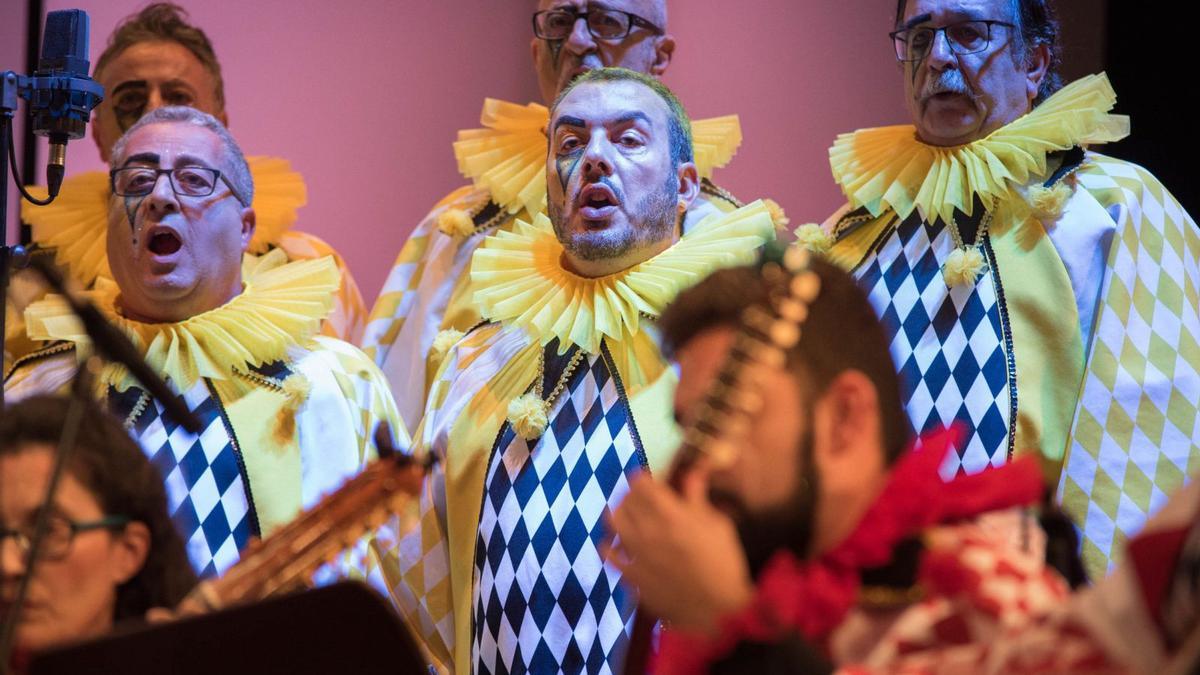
left=890, top=19, right=1014, bottom=63
left=533, top=7, right=664, bottom=41
left=110, top=166, right=238, bottom=201
left=0, top=515, right=131, bottom=564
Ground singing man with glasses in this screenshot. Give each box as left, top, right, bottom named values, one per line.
left=362, top=0, right=785, bottom=432
left=4, top=107, right=409, bottom=588
left=811, top=0, right=1200, bottom=580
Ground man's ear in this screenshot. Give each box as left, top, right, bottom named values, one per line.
left=676, top=161, right=700, bottom=213
left=110, top=521, right=150, bottom=585
left=650, top=34, right=676, bottom=77
left=814, top=369, right=881, bottom=465
left=240, top=207, right=256, bottom=252
left=92, top=114, right=110, bottom=163
left=1024, top=43, right=1051, bottom=102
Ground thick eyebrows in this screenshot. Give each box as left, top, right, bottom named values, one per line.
left=120, top=152, right=160, bottom=168
left=119, top=152, right=215, bottom=169
left=902, top=12, right=933, bottom=29
left=552, top=114, right=587, bottom=133
left=612, top=111, right=652, bottom=128
left=111, top=80, right=148, bottom=96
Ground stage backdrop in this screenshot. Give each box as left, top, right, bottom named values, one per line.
left=8, top=0, right=1103, bottom=305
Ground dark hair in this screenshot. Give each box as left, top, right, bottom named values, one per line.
left=0, top=396, right=197, bottom=621
left=894, top=0, right=1063, bottom=104
left=94, top=3, right=225, bottom=111
left=552, top=66, right=694, bottom=167
left=659, top=256, right=909, bottom=464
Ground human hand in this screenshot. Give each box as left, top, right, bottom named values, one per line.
left=603, top=470, right=754, bottom=635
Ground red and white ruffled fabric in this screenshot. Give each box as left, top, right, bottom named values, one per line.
left=652, top=427, right=1131, bottom=674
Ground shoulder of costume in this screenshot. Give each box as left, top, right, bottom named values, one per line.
left=3, top=340, right=75, bottom=384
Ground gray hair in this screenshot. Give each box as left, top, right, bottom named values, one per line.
left=110, top=106, right=253, bottom=206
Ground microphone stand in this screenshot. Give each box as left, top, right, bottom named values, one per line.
left=0, top=358, right=97, bottom=675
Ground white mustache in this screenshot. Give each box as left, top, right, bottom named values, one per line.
left=920, top=70, right=975, bottom=101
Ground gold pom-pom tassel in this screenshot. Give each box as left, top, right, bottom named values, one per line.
left=274, top=373, right=312, bottom=443
left=764, top=198, right=790, bottom=231
left=507, top=392, right=549, bottom=440
left=942, top=247, right=986, bottom=288
left=793, top=223, right=833, bottom=255
left=1025, top=182, right=1072, bottom=221
left=430, top=328, right=465, bottom=363
left=436, top=208, right=475, bottom=237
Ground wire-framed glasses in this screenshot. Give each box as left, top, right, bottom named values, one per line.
left=532, top=7, right=664, bottom=41
left=889, top=19, right=1014, bottom=63
left=110, top=166, right=233, bottom=199
left=0, top=515, right=131, bottom=563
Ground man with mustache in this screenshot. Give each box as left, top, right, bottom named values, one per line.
left=808, top=0, right=1200, bottom=578
left=388, top=68, right=776, bottom=672
left=361, top=0, right=779, bottom=431
left=608, top=260, right=1200, bottom=673
left=4, top=107, right=405, bottom=585
left=16, top=3, right=367, bottom=348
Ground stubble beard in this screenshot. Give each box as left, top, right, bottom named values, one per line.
left=550, top=173, right=678, bottom=263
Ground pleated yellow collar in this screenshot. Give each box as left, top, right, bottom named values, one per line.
left=829, top=73, right=1129, bottom=224
left=454, top=98, right=744, bottom=216
left=470, top=200, right=776, bottom=355
left=23, top=249, right=338, bottom=391
left=23, top=156, right=308, bottom=288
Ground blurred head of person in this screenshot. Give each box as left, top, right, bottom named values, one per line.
left=0, top=395, right=196, bottom=655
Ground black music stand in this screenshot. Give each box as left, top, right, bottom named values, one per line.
left=28, top=582, right=429, bottom=674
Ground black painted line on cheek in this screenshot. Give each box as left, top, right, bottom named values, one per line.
left=124, top=194, right=148, bottom=244
left=556, top=151, right=582, bottom=194
left=549, top=39, right=564, bottom=68
left=116, top=105, right=144, bottom=133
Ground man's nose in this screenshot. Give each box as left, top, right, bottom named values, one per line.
left=0, top=537, right=27, bottom=579
left=564, top=16, right=598, bottom=55
left=925, top=29, right=957, bottom=70
left=145, top=88, right=165, bottom=114
left=582, top=140, right=613, bottom=179
left=145, top=171, right=181, bottom=215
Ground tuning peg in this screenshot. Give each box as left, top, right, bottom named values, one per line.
left=791, top=272, right=821, bottom=303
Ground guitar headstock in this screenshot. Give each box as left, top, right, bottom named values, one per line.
left=206, top=423, right=429, bottom=607
left=672, top=245, right=822, bottom=479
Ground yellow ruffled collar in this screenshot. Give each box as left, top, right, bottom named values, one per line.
left=829, top=73, right=1129, bottom=224
left=23, top=249, right=338, bottom=390
left=470, top=200, right=777, bottom=355
left=22, top=156, right=308, bottom=287
left=453, top=98, right=743, bottom=216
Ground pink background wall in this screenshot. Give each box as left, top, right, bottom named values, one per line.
left=6, top=1, right=1103, bottom=306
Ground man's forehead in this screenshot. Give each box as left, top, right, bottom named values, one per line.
left=99, top=40, right=212, bottom=85
left=553, top=80, right=668, bottom=127
left=903, top=0, right=1008, bottom=24
left=119, top=122, right=222, bottom=165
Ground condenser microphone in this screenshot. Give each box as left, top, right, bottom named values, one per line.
left=25, top=9, right=104, bottom=198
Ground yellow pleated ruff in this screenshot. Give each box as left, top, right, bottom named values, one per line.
left=453, top=98, right=743, bottom=216
left=23, top=249, right=338, bottom=391
left=828, top=73, right=1129, bottom=225
left=470, top=200, right=776, bottom=356
left=22, top=156, right=307, bottom=286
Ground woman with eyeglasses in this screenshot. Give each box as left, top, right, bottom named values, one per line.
left=0, top=395, right=195, bottom=671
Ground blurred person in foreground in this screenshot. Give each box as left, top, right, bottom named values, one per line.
left=608, top=258, right=1200, bottom=673
left=1, top=395, right=196, bottom=673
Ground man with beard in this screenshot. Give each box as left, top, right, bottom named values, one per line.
left=388, top=68, right=776, bottom=673
left=806, top=0, right=1200, bottom=577
left=4, top=108, right=405, bottom=586
left=15, top=3, right=367, bottom=349
left=361, top=0, right=778, bottom=431
left=608, top=259, right=1200, bottom=673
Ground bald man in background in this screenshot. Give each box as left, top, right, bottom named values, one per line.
left=361, top=0, right=784, bottom=430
